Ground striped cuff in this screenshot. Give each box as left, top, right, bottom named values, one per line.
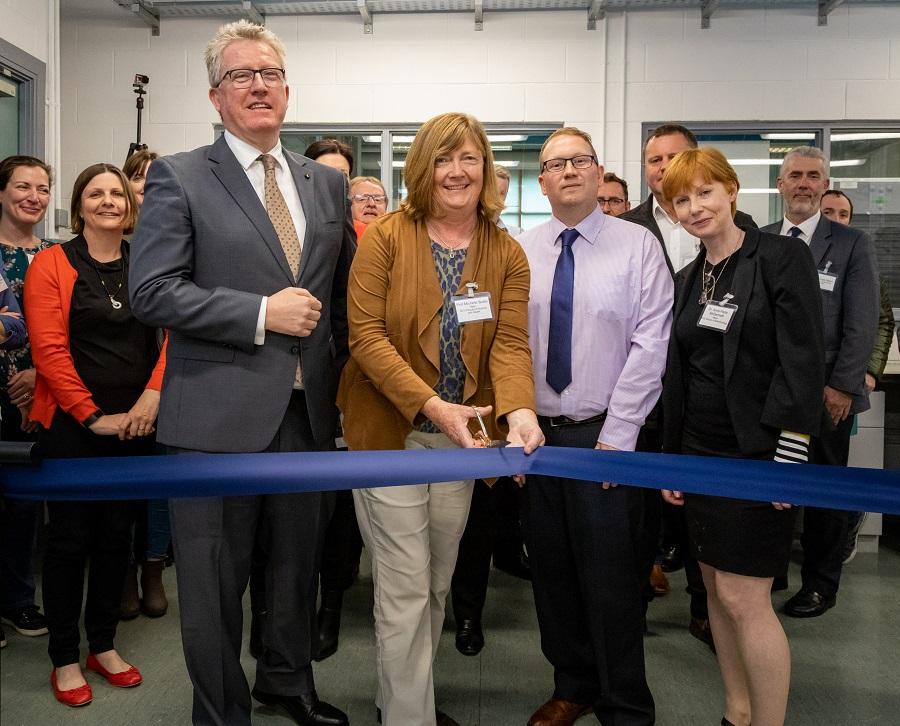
left=774, top=430, right=810, bottom=464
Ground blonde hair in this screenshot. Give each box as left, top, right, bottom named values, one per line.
left=70, top=163, right=139, bottom=236
left=539, top=127, right=598, bottom=162
left=204, top=20, right=286, bottom=88
left=349, top=176, right=385, bottom=195
left=400, top=112, right=503, bottom=222
left=661, top=147, right=739, bottom=217
left=493, top=163, right=510, bottom=181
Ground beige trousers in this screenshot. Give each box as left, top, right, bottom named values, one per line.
left=353, top=430, right=475, bottom=726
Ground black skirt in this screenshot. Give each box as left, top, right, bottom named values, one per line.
left=682, top=443, right=797, bottom=578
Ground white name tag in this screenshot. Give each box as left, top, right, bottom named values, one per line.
left=452, top=292, right=493, bottom=325
left=697, top=295, right=738, bottom=333
left=818, top=271, right=837, bottom=292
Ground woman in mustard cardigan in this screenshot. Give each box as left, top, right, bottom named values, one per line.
left=25, top=163, right=165, bottom=708
left=338, top=112, right=542, bottom=726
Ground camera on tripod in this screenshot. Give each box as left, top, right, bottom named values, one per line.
left=127, top=74, right=150, bottom=160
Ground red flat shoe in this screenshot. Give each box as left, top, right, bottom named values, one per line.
left=51, top=670, right=93, bottom=707
left=86, top=653, right=143, bottom=687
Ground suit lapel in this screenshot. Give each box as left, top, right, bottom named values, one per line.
left=286, top=152, right=316, bottom=283
left=208, top=137, right=295, bottom=284
left=808, top=216, right=833, bottom=267
left=722, top=228, right=759, bottom=383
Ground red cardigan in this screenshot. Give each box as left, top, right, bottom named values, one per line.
left=24, top=242, right=167, bottom=429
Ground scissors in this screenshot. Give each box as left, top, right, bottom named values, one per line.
left=471, top=406, right=508, bottom=448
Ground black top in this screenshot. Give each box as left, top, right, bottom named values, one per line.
left=675, top=254, right=740, bottom=455
left=67, top=236, right=158, bottom=413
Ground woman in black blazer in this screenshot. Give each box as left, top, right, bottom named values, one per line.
left=659, top=148, right=824, bottom=726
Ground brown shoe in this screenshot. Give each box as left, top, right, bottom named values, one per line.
left=649, top=564, right=669, bottom=596
left=140, top=560, right=168, bottom=618
left=120, top=563, right=140, bottom=621
left=527, top=697, right=592, bottom=726
left=688, top=616, right=716, bottom=654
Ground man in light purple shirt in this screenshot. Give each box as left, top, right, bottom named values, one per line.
left=518, top=127, right=672, bottom=726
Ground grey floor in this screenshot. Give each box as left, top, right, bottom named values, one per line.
left=2, top=545, right=900, bottom=726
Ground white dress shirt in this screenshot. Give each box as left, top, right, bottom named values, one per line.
left=778, top=211, right=821, bottom=245
left=653, top=196, right=700, bottom=272
left=224, top=131, right=307, bottom=345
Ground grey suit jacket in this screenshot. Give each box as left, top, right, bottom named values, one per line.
left=129, top=135, right=355, bottom=452
left=761, top=216, right=878, bottom=414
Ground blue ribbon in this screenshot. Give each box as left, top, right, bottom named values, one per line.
left=1, top=447, right=899, bottom=514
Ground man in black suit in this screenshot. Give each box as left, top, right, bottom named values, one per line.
left=130, top=20, right=354, bottom=726
left=762, top=146, right=879, bottom=618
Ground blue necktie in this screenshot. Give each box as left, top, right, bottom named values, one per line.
left=788, top=226, right=803, bottom=238
left=546, top=228, right=579, bottom=394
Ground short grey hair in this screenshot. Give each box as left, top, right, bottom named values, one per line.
left=204, top=20, right=287, bottom=88
left=779, top=146, right=828, bottom=177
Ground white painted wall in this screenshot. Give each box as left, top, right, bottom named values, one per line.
left=0, top=0, right=50, bottom=62
left=20, top=4, right=900, bottom=217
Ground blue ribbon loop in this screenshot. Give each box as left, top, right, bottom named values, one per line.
left=1, top=447, right=899, bottom=514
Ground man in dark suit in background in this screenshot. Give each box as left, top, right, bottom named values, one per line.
left=763, top=146, right=879, bottom=618
left=130, top=20, right=353, bottom=726
left=622, top=124, right=757, bottom=274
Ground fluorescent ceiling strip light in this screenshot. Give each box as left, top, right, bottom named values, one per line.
left=831, top=133, right=900, bottom=141
left=760, top=133, right=816, bottom=140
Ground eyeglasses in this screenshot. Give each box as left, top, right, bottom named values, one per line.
left=217, top=68, right=286, bottom=89
left=351, top=194, right=387, bottom=204
left=541, top=155, right=596, bottom=174
left=598, top=196, right=626, bottom=206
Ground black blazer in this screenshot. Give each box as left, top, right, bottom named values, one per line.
left=622, top=196, right=757, bottom=277
left=662, top=227, right=825, bottom=456
left=761, top=216, right=878, bottom=415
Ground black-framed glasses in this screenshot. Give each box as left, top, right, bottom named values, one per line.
left=598, top=196, right=626, bottom=206
left=541, top=155, right=596, bottom=173
left=351, top=194, right=387, bottom=204
left=217, top=68, right=286, bottom=89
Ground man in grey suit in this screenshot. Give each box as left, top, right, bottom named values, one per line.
left=762, top=146, right=879, bottom=618
left=129, top=20, right=353, bottom=726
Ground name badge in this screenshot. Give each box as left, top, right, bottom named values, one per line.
left=697, top=293, right=738, bottom=333
left=818, top=261, right=837, bottom=292
left=452, top=282, right=493, bottom=325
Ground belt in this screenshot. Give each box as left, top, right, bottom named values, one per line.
left=537, top=412, right=607, bottom=428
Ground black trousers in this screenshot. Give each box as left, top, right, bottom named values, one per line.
left=318, top=488, right=363, bottom=593
left=524, top=419, right=655, bottom=726
left=451, top=476, right=525, bottom=623
left=801, top=412, right=853, bottom=598
left=170, top=392, right=335, bottom=726
left=39, top=409, right=147, bottom=667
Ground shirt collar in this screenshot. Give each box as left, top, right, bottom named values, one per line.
left=652, top=196, right=679, bottom=226
left=779, top=210, right=820, bottom=241
left=224, top=130, right=286, bottom=172
left=548, top=204, right=604, bottom=246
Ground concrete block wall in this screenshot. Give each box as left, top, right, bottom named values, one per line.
left=27, top=4, right=900, bottom=219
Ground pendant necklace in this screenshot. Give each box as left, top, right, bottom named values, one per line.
left=699, top=233, right=743, bottom=305
left=428, top=222, right=473, bottom=259
left=88, top=243, right=127, bottom=310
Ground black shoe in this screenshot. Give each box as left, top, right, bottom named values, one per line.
left=659, top=544, right=683, bottom=573
left=783, top=589, right=836, bottom=618
left=688, top=617, right=716, bottom=654
left=455, top=618, right=484, bottom=656
left=314, top=589, right=343, bottom=662
left=251, top=687, right=348, bottom=726
left=249, top=610, right=266, bottom=659
left=493, top=552, right=531, bottom=581
left=1, top=605, right=48, bottom=636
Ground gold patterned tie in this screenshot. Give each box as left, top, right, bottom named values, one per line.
left=258, top=153, right=304, bottom=388
left=258, top=153, right=301, bottom=279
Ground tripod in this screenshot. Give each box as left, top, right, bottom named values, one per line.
left=126, top=78, right=148, bottom=160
